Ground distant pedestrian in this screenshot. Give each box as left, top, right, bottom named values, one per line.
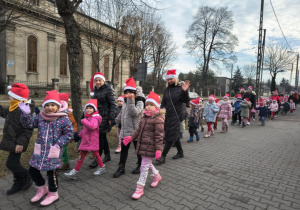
left=232, top=94, right=242, bottom=126
left=256, top=102, right=268, bottom=126
left=115, top=95, right=124, bottom=154
left=187, top=97, right=201, bottom=142
left=270, top=100, right=278, bottom=119
left=240, top=98, right=251, bottom=128
left=203, top=95, right=219, bottom=138
left=219, top=94, right=232, bottom=133
left=289, top=99, right=295, bottom=113
left=64, top=99, right=106, bottom=179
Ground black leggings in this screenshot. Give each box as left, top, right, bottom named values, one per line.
left=99, top=133, right=110, bottom=156
left=29, top=166, right=58, bottom=192
left=119, top=140, right=142, bottom=167
left=6, top=152, right=28, bottom=179
left=189, top=127, right=198, bottom=137
left=162, top=132, right=183, bottom=157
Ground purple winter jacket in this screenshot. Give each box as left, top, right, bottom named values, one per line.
left=78, top=114, right=102, bottom=151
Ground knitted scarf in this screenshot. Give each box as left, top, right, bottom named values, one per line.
left=9, top=100, right=21, bottom=112
left=40, top=110, right=67, bottom=121
left=85, top=111, right=99, bottom=118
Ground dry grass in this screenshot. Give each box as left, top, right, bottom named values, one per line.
left=0, top=127, right=118, bottom=179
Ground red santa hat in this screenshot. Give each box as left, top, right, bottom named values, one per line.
left=244, top=98, right=250, bottom=102
left=190, top=97, right=201, bottom=106
left=240, top=87, right=245, bottom=91
left=118, top=95, right=125, bottom=102
left=124, top=78, right=136, bottom=91
left=223, top=94, right=229, bottom=99
left=234, top=94, right=242, bottom=99
left=165, top=69, right=177, bottom=79
left=58, top=93, right=70, bottom=102
left=85, top=99, right=98, bottom=111
left=7, top=83, right=29, bottom=101
left=248, top=86, right=253, bottom=90
left=208, top=94, right=215, bottom=101
left=146, top=91, right=160, bottom=107
left=89, top=72, right=106, bottom=96
left=42, top=90, right=61, bottom=108
left=215, top=98, right=220, bottom=103
left=260, top=102, right=264, bottom=106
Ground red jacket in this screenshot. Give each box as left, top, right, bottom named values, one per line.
left=270, top=95, right=281, bottom=103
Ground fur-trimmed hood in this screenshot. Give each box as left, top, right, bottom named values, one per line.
left=144, top=108, right=166, bottom=118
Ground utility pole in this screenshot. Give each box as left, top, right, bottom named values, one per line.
left=296, top=53, right=299, bottom=92
left=256, top=0, right=264, bottom=96
left=260, top=29, right=266, bottom=94
left=230, top=64, right=233, bottom=96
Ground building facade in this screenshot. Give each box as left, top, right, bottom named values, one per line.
left=0, top=0, right=134, bottom=96
left=216, top=76, right=232, bottom=96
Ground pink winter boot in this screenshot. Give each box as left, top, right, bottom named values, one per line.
left=151, top=173, right=162, bottom=188
left=204, top=131, right=210, bottom=138
left=115, top=144, right=121, bottom=154
left=40, top=191, right=59, bottom=206
left=31, top=184, right=48, bottom=203
left=132, top=185, right=144, bottom=200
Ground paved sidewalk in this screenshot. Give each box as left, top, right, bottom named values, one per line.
left=0, top=109, right=300, bottom=210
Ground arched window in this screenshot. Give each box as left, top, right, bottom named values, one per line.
left=27, top=35, right=37, bottom=72
left=60, top=44, right=67, bottom=76
left=80, top=49, right=83, bottom=78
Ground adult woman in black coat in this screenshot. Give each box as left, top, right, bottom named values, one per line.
left=157, top=70, right=190, bottom=164
left=89, top=73, right=117, bottom=167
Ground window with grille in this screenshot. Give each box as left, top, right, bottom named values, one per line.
left=80, top=49, right=83, bottom=78
left=114, top=58, right=119, bottom=82
left=60, top=44, right=67, bottom=76
left=91, top=52, right=98, bottom=75
left=104, top=56, right=109, bottom=79
left=27, top=35, right=37, bottom=72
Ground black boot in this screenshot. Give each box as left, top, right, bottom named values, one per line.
left=173, top=152, right=184, bottom=159
left=113, top=163, right=125, bottom=178
left=22, top=172, right=33, bottom=190
left=156, top=156, right=165, bottom=164
left=7, top=177, right=23, bottom=195
left=201, top=127, right=204, bottom=132
left=103, top=153, right=111, bottom=163
left=132, top=164, right=140, bottom=174
left=89, top=159, right=98, bottom=168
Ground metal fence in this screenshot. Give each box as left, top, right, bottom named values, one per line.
left=14, top=80, right=52, bottom=97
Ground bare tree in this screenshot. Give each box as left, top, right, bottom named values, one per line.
left=263, top=43, right=293, bottom=91
left=243, top=63, right=256, bottom=87
left=185, top=6, right=238, bottom=89
left=55, top=0, right=83, bottom=126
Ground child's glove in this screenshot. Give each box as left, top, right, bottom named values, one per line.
left=74, top=133, right=81, bottom=142
left=54, top=144, right=60, bottom=148
left=18, top=102, right=30, bottom=115
left=34, top=106, right=40, bottom=115
left=123, top=136, right=132, bottom=146
left=155, top=150, right=162, bottom=160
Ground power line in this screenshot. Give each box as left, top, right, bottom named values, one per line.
left=269, top=0, right=293, bottom=50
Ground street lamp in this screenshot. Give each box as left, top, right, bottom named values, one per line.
left=288, top=51, right=299, bottom=92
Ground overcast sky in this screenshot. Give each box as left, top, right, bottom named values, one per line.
left=158, top=0, right=300, bottom=85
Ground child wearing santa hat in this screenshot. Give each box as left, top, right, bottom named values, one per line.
left=0, top=83, right=34, bottom=195
left=113, top=78, right=145, bottom=178
left=58, top=93, right=78, bottom=172
left=270, top=100, right=278, bottom=119
left=65, top=99, right=106, bottom=179
left=219, top=94, right=232, bottom=133
left=232, top=94, right=242, bottom=126
left=240, top=99, right=251, bottom=128
left=198, top=98, right=205, bottom=132
left=18, top=90, right=74, bottom=206
left=213, top=98, right=221, bottom=130
left=187, top=97, right=201, bottom=142
left=115, top=95, right=124, bottom=154
left=122, top=91, right=165, bottom=199
left=289, top=99, right=295, bottom=113
left=203, top=95, right=219, bottom=138
left=255, top=102, right=268, bottom=126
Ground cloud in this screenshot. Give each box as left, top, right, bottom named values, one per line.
left=158, top=0, right=300, bottom=86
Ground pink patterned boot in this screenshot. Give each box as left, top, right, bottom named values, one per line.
left=40, top=191, right=59, bottom=206
left=132, top=185, right=144, bottom=200
left=31, top=184, right=48, bottom=203
left=151, top=173, right=162, bottom=188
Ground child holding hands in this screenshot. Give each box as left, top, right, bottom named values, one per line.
left=19, top=90, right=74, bottom=206
left=122, top=91, right=165, bottom=199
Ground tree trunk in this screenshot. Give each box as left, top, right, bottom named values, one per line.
left=59, top=13, right=82, bottom=128
left=271, top=74, right=276, bottom=92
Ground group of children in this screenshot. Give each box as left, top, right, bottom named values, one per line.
left=1, top=79, right=298, bottom=206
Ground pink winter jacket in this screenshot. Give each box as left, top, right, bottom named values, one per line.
left=219, top=101, right=232, bottom=119
left=78, top=114, right=102, bottom=151
left=270, top=103, right=278, bottom=112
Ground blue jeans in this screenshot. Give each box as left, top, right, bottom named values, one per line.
left=261, top=116, right=265, bottom=123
